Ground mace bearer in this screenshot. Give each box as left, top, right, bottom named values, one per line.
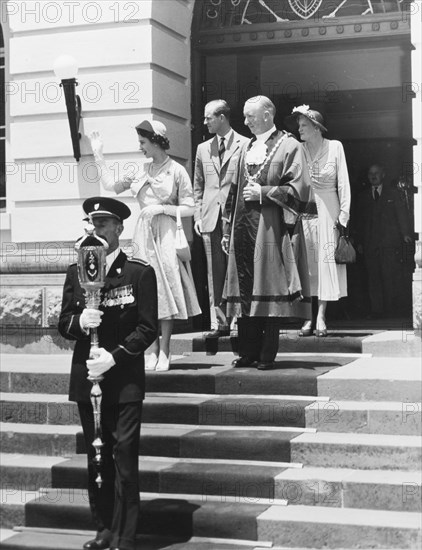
left=75, top=220, right=108, bottom=487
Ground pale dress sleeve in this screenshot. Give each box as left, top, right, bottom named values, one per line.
left=162, top=163, right=195, bottom=218
left=335, top=141, right=351, bottom=226
left=94, top=156, right=134, bottom=195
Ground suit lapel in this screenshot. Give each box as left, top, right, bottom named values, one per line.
left=210, top=136, right=220, bottom=175
left=221, top=132, right=239, bottom=168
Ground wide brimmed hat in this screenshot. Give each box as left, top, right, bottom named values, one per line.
left=285, top=105, right=327, bottom=133
left=83, top=196, right=131, bottom=222
left=135, top=120, right=167, bottom=137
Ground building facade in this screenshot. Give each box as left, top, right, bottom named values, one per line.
left=1, top=0, right=421, bottom=348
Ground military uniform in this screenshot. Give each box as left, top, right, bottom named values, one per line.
left=58, top=197, right=158, bottom=550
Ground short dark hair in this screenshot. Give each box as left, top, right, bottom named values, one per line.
left=207, top=99, right=231, bottom=122
left=136, top=128, right=170, bottom=150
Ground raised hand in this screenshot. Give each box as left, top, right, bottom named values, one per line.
left=89, top=131, right=104, bottom=158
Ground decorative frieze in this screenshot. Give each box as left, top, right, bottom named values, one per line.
left=195, top=14, right=410, bottom=49
left=200, top=0, right=410, bottom=28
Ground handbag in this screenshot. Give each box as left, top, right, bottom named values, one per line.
left=335, top=223, right=356, bottom=264
left=175, top=207, right=191, bottom=262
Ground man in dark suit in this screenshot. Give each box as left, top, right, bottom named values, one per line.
left=58, top=197, right=158, bottom=550
left=193, top=99, right=249, bottom=337
left=358, top=164, right=413, bottom=317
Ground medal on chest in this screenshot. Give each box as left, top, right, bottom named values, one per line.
left=101, top=284, right=135, bottom=309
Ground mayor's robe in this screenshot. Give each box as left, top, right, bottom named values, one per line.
left=224, top=130, right=316, bottom=319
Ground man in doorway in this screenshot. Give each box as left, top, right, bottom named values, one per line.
left=223, top=96, right=315, bottom=370
left=58, top=197, right=158, bottom=550
left=358, top=163, right=413, bottom=317
left=193, top=99, right=249, bottom=337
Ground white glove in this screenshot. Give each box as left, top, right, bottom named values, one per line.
left=194, top=219, right=202, bottom=236
left=80, top=308, right=103, bottom=330
left=140, top=204, right=164, bottom=221
left=338, top=211, right=349, bottom=228
left=87, top=347, right=115, bottom=377
left=221, top=234, right=230, bottom=256
left=89, top=131, right=104, bottom=159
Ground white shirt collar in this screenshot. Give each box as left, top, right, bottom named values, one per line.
left=254, top=125, right=277, bottom=143
left=218, top=129, right=232, bottom=144
left=106, top=247, right=121, bottom=274
left=372, top=184, right=383, bottom=196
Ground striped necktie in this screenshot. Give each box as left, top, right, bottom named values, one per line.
left=218, top=137, right=225, bottom=164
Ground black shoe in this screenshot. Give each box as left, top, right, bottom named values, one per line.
left=256, top=361, right=275, bottom=371
left=232, top=356, right=257, bottom=368
left=83, top=535, right=111, bottom=549
left=205, top=327, right=231, bottom=338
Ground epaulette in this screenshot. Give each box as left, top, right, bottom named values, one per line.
left=129, top=257, right=150, bottom=266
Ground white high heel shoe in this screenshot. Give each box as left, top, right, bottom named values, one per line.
left=156, top=350, right=171, bottom=372
left=145, top=352, right=158, bottom=371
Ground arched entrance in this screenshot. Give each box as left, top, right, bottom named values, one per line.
left=191, top=0, right=415, bottom=327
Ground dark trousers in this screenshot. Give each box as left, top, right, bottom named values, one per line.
left=78, top=401, right=143, bottom=550
left=237, top=316, right=280, bottom=363
left=202, top=214, right=229, bottom=329
left=365, top=246, right=409, bottom=315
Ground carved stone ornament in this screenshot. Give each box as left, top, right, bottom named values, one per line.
left=202, top=0, right=407, bottom=27
left=289, top=0, right=323, bottom=20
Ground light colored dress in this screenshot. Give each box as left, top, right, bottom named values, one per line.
left=301, top=139, right=351, bottom=301
left=114, top=157, right=201, bottom=320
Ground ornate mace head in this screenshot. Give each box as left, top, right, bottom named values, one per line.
left=75, top=217, right=109, bottom=293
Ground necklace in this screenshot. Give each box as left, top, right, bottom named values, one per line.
left=148, top=156, right=169, bottom=177
left=304, top=139, right=325, bottom=179
left=305, top=138, right=324, bottom=161
left=244, top=133, right=287, bottom=183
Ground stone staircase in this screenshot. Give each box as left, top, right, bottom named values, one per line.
left=0, top=332, right=421, bottom=550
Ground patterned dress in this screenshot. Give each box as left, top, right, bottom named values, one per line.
left=114, top=157, right=201, bottom=320
left=301, top=139, right=351, bottom=301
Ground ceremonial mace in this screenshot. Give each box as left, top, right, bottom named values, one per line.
left=75, top=220, right=109, bottom=487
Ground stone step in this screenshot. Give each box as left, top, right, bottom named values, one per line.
left=196, top=331, right=369, bottom=355
left=0, top=393, right=79, bottom=425
left=5, top=491, right=421, bottom=549
left=0, top=454, right=68, bottom=491
left=317, top=357, right=422, bottom=402
left=50, top=454, right=299, bottom=499
left=0, top=328, right=371, bottom=355
left=304, top=400, right=422, bottom=435
left=144, top=394, right=318, bottom=428
left=0, top=353, right=355, bottom=396
left=0, top=420, right=308, bottom=462
left=257, top=504, right=422, bottom=548
left=361, top=331, right=422, bottom=358
left=0, top=422, right=80, bottom=456
left=291, top=431, right=422, bottom=470
left=0, top=528, right=275, bottom=550
left=274, top=466, right=422, bottom=512
left=23, top=488, right=277, bottom=541
left=1, top=390, right=324, bottom=426
left=78, top=423, right=309, bottom=463
left=0, top=392, right=320, bottom=428
left=0, top=452, right=297, bottom=500
left=4, top=452, right=420, bottom=515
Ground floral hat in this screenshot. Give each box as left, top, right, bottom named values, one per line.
left=286, top=104, right=327, bottom=133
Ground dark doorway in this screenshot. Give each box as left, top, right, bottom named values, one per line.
left=191, top=5, right=415, bottom=328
